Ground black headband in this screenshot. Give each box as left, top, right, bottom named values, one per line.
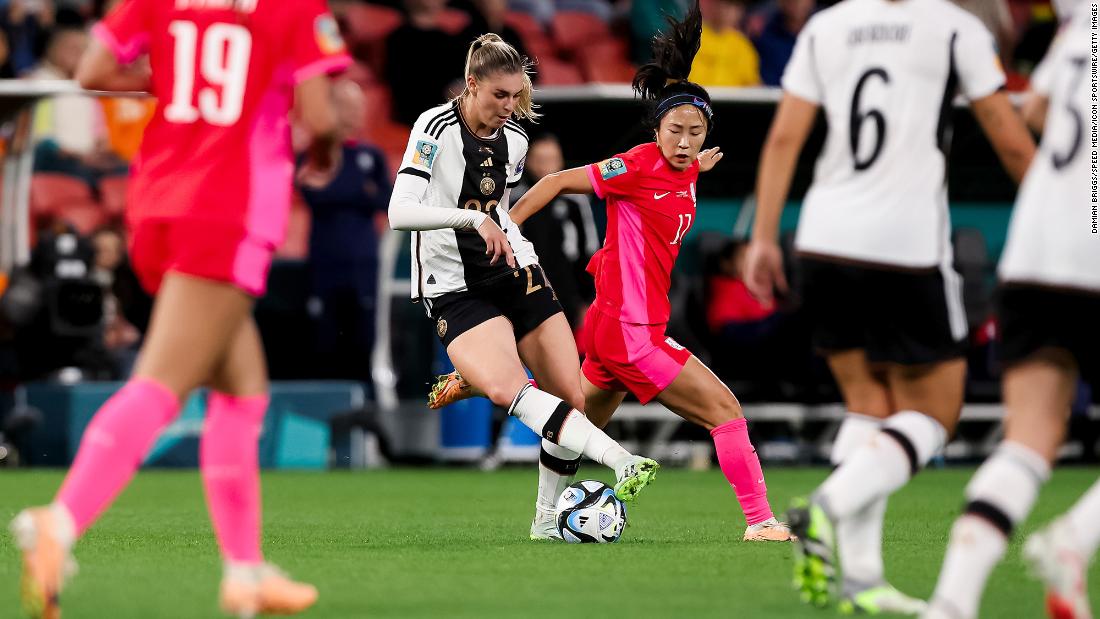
left=654, top=93, right=714, bottom=127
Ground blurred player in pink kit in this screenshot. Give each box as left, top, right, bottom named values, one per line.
left=432, top=3, right=792, bottom=544
left=9, top=0, right=349, bottom=617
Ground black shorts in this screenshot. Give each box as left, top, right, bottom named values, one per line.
left=426, top=264, right=563, bottom=347
left=798, top=255, right=968, bottom=365
left=998, top=284, right=1100, bottom=386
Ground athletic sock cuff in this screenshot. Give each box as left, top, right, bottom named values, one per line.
left=540, top=446, right=581, bottom=475
left=881, top=411, right=946, bottom=475
left=709, top=417, right=747, bottom=437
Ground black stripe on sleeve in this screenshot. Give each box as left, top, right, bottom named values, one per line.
left=432, top=118, right=459, bottom=140
left=398, top=167, right=431, bottom=181
left=504, top=123, right=529, bottom=145
left=424, top=109, right=455, bottom=137
left=935, top=32, right=959, bottom=157
left=507, top=179, right=521, bottom=188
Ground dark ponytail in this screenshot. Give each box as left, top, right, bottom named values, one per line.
left=631, top=1, right=714, bottom=131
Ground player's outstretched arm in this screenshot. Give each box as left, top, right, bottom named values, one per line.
left=971, top=91, right=1036, bottom=185
left=75, top=40, right=149, bottom=93
left=509, top=166, right=592, bottom=226
left=745, top=92, right=817, bottom=303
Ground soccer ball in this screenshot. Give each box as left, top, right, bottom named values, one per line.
left=555, top=480, right=627, bottom=543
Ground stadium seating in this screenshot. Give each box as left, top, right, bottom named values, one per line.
left=576, top=39, right=634, bottom=83
left=437, top=8, right=471, bottom=35
left=55, top=202, right=107, bottom=235
left=535, top=57, right=584, bottom=85
left=550, top=11, right=612, bottom=57
left=339, top=3, right=403, bottom=75
left=504, top=11, right=554, bottom=62
left=30, top=174, right=91, bottom=219
left=98, top=175, right=128, bottom=219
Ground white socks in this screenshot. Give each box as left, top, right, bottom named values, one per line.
left=829, top=413, right=887, bottom=590
left=509, top=385, right=630, bottom=469
left=817, top=411, right=946, bottom=521
left=1066, top=476, right=1100, bottom=558
left=535, top=440, right=581, bottom=514
left=929, top=441, right=1050, bottom=619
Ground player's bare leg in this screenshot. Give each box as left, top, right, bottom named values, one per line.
left=656, top=356, right=791, bottom=542
left=927, top=351, right=1075, bottom=619
left=11, top=274, right=253, bottom=619
left=448, top=317, right=658, bottom=501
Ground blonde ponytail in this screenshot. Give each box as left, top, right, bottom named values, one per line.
left=457, top=33, right=540, bottom=122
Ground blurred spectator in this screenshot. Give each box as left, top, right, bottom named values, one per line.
left=1013, top=2, right=1056, bottom=75
left=2, top=0, right=55, bottom=75
left=0, top=29, right=16, bottom=78
left=297, top=81, right=392, bottom=380
left=706, top=240, right=777, bottom=336
left=752, top=0, right=815, bottom=86
left=91, top=227, right=141, bottom=376
left=461, top=0, right=538, bottom=79
left=100, top=96, right=154, bottom=163
left=29, top=25, right=127, bottom=186
left=690, top=0, right=759, bottom=87
left=386, top=0, right=468, bottom=126
left=512, top=133, right=598, bottom=330
left=631, top=0, right=687, bottom=64
left=950, top=0, right=1014, bottom=65
left=509, top=0, right=613, bottom=27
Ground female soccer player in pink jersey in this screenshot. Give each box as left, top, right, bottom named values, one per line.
left=10, top=1, right=348, bottom=617
left=433, top=5, right=790, bottom=543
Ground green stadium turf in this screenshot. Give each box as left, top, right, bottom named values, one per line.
left=2, top=467, right=1099, bottom=618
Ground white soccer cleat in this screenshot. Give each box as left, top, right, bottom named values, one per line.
left=839, top=583, right=927, bottom=615
left=743, top=517, right=796, bottom=542
left=529, top=509, right=562, bottom=541
left=1024, top=518, right=1093, bottom=619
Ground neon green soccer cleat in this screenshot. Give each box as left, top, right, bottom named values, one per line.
left=787, top=497, right=838, bottom=609
left=613, top=456, right=660, bottom=502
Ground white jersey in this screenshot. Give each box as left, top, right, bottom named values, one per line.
left=999, top=7, right=1098, bottom=293
left=397, top=102, right=538, bottom=299
left=782, top=0, right=1005, bottom=268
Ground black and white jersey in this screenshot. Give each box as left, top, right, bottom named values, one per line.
left=397, top=101, right=538, bottom=299
left=999, top=6, right=1098, bottom=293
left=782, top=0, right=1005, bottom=269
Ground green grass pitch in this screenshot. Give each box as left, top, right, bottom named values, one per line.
left=2, top=467, right=1099, bottom=618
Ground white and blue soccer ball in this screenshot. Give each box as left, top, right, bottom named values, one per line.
left=555, top=480, right=627, bottom=543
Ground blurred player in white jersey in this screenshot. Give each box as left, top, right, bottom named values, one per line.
left=925, top=2, right=1099, bottom=617
left=744, top=0, right=1036, bottom=612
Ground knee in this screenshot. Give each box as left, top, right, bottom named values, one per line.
left=702, top=392, right=744, bottom=430
left=484, top=380, right=529, bottom=409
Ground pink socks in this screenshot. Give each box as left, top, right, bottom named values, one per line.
left=200, top=392, right=268, bottom=564
left=711, top=418, right=775, bottom=525
left=56, top=378, right=181, bottom=535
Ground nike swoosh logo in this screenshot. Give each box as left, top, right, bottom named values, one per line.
left=654, top=192, right=669, bottom=199
left=757, top=478, right=765, bottom=484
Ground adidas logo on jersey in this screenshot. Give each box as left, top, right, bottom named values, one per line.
left=480, top=157, right=493, bottom=167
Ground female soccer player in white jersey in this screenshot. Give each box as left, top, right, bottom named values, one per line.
left=9, top=1, right=347, bottom=617
left=924, top=3, right=1100, bottom=617
left=387, top=34, right=660, bottom=506
left=744, top=0, right=1036, bottom=612
left=429, top=6, right=793, bottom=544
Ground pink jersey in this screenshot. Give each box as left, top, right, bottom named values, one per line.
left=94, top=0, right=350, bottom=246
left=585, top=142, right=699, bottom=324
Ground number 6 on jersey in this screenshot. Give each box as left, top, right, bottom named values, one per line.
left=165, top=21, right=252, bottom=126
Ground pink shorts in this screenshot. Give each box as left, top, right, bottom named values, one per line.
left=128, top=218, right=274, bottom=297
left=580, top=305, right=693, bottom=404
